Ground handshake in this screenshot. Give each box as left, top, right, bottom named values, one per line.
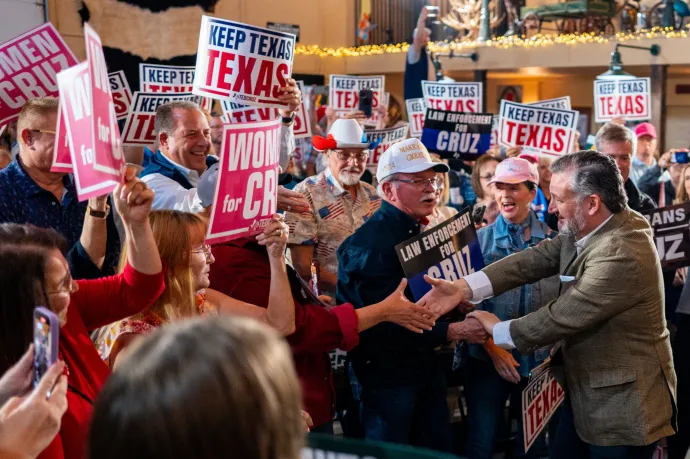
left=380, top=274, right=504, bottom=345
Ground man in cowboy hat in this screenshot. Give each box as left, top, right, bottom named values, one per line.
left=285, top=118, right=382, bottom=299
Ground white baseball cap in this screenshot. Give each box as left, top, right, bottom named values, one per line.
left=376, top=138, right=449, bottom=183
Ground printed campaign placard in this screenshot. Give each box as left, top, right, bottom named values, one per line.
left=109, top=71, right=132, bottom=121
left=499, top=100, right=579, bottom=157
left=528, top=96, right=572, bottom=111
left=0, top=23, right=79, bottom=125
left=405, top=98, right=426, bottom=138
left=421, top=109, right=492, bottom=160
left=140, top=63, right=212, bottom=112
left=51, top=101, right=72, bottom=173
left=84, top=23, right=125, bottom=178
left=422, top=81, right=483, bottom=113
left=329, top=75, right=386, bottom=115
left=396, top=209, right=484, bottom=300
left=594, top=78, right=651, bottom=123
left=121, top=92, right=206, bottom=146
left=193, top=16, right=295, bottom=109
left=207, top=119, right=281, bottom=243
left=642, top=202, right=690, bottom=271
left=364, top=124, right=409, bottom=172
left=522, top=367, right=565, bottom=452
left=221, top=81, right=311, bottom=138
left=57, top=62, right=119, bottom=200
left=363, top=92, right=390, bottom=126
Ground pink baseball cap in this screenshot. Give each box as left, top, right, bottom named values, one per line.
left=488, top=157, right=539, bottom=186
left=635, top=122, right=657, bottom=139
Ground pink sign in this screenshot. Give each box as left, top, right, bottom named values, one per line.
left=84, top=23, right=125, bottom=178
left=57, top=62, right=119, bottom=200
left=0, top=23, right=79, bottom=125
left=207, top=119, right=281, bottom=243
left=109, top=70, right=132, bottom=121
left=51, top=101, right=72, bottom=173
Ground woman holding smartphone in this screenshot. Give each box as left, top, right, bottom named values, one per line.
left=0, top=167, right=165, bottom=459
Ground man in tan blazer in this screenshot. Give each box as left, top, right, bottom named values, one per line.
left=420, top=151, right=676, bottom=459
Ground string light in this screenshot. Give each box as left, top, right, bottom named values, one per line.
left=295, top=26, right=687, bottom=58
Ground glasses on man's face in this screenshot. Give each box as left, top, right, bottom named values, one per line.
left=394, top=176, right=443, bottom=189
left=192, top=244, right=213, bottom=261
left=333, top=150, right=369, bottom=162
left=31, top=129, right=56, bottom=137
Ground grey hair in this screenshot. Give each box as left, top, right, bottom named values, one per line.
left=550, top=150, right=627, bottom=213
left=377, top=173, right=400, bottom=198
left=595, top=122, right=636, bottom=156
left=154, top=101, right=203, bottom=137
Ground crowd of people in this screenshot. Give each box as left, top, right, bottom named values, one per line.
left=0, top=10, right=688, bottom=459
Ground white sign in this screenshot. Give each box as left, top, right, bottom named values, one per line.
left=329, top=75, right=385, bottom=116
left=422, top=81, right=483, bottom=113
left=529, top=96, right=572, bottom=111
left=406, top=98, right=426, bottom=138
left=594, top=78, right=651, bottom=123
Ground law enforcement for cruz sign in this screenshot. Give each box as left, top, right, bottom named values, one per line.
left=499, top=100, right=579, bottom=157
left=396, top=210, right=484, bottom=300
left=193, top=16, right=295, bottom=109
left=420, top=108, right=492, bottom=160
left=642, top=202, right=690, bottom=271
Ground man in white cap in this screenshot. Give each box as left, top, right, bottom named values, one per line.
left=286, top=118, right=381, bottom=298
left=336, top=138, right=489, bottom=451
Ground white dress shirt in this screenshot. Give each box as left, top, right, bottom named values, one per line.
left=464, top=214, right=615, bottom=349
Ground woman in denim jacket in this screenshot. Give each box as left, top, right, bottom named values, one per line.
left=460, top=157, right=559, bottom=459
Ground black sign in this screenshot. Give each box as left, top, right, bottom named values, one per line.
left=420, top=108, right=492, bottom=160
left=395, top=209, right=484, bottom=300
left=642, top=202, right=690, bottom=270
left=266, top=22, right=300, bottom=42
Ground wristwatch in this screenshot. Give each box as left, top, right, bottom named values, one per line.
left=281, top=112, right=295, bottom=124
left=87, top=204, right=110, bottom=219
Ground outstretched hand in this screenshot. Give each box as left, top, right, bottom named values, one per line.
left=381, top=279, right=436, bottom=333
left=417, top=275, right=471, bottom=318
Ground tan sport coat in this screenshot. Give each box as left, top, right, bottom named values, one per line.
left=483, top=208, right=677, bottom=447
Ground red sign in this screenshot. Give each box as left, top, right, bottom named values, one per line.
left=193, top=16, right=295, bottom=109
left=0, top=23, right=79, bottom=125
left=207, top=119, right=281, bottom=243
left=57, top=62, right=119, bottom=200
left=84, top=23, right=125, bottom=178
left=522, top=367, right=565, bottom=452
left=594, top=78, right=651, bottom=123
left=51, top=101, right=72, bottom=173
left=109, top=70, right=132, bottom=121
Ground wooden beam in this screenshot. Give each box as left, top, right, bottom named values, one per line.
left=650, top=64, right=668, bottom=154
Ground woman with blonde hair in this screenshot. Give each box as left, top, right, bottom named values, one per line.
left=674, top=163, right=690, bottom=204
left=428, top=156, right=458, bottom=228
left=95, top=210, right=295, bottom=368
left=89, top=316, right=304, bottom=459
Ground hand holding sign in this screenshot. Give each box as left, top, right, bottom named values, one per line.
left=277, top=186, right=310, bottom=214
left=277, top=78, right=301, bottom=116
left=256, top=214, right=289, bottom=258
left=114, top=166, right=155, bottom=226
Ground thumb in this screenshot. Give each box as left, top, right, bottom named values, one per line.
left=395, top=278, right=408, bottom=295
left=0, top=395, right=23, bottom=416
left=423, top=274, right=441, bottom=287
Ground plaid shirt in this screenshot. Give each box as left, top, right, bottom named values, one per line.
left=285, top=168, right=381, bottom=288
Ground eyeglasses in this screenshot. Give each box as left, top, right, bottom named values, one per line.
left=394, top=176, right=443, bottom=189
left=47, top=275, right=73, bottom=296
left=191, top=244, right=213, bottom=261
left=30, top=129, right=56, bottom=136
left=332, top=150, right=369, bottom=162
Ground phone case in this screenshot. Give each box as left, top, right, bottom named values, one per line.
left=33, top=307, right=60, bottom=385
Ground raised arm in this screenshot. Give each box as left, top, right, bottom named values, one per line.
left=79, top=195, right=109, bottom=270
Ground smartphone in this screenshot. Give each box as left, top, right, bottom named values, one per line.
left=33, top=307, right=59, bottom=387
left=358, top=89, right=373, bottom=118
left=672, top=151, right=690, bottom=164
left=425, top=5, right=444, bottom=42
left=472, top=204, right=487, bottom=225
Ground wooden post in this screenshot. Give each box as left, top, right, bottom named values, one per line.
left=475, top=70, right=488, bottom=112
left=650, top=64, right=668, bottom=154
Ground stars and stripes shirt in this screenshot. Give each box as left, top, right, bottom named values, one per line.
left=285, top=168, right=381, bottom=279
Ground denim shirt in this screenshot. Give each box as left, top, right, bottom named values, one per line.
left=457, top=211, right=559, bottom=377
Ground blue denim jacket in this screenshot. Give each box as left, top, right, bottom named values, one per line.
left=456, top=211, right=559, bottom=377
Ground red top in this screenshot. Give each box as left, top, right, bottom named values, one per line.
left=209, top=239, right=359, bottom=428
left=38, top=263, right=166, bottom=459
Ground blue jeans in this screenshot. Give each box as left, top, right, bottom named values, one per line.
left=464, top=357, right=550, bottom=459
left=550, top=399, right=659, bottom=459
left=359, top=364, right=452, bottom=452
